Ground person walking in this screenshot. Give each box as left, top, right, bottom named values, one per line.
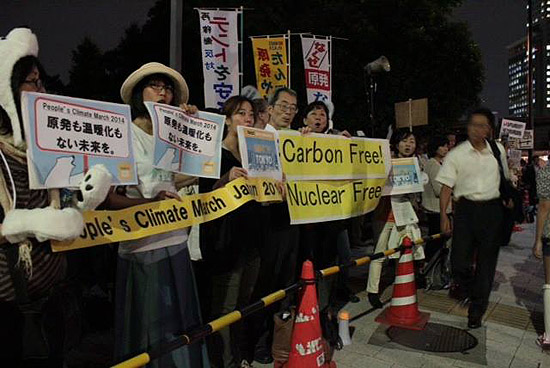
left=437, top=108, right=509, bottom=329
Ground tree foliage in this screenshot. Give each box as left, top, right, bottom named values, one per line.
left=66, top=0, right=483, bottom=135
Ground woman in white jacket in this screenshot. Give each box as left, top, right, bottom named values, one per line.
left=422, top=135, right=451, bottom=262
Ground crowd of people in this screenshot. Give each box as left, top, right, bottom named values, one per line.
left=0, top=26, right=548, bottom=368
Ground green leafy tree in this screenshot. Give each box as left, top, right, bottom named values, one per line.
left=67, top=0, right=483, bottom=135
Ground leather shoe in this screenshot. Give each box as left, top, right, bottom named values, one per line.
left=368, top=292, right=383, bottom=309
left=467, top=316, right=482, bottom=329
left=254, top=347, right=273, bottom=364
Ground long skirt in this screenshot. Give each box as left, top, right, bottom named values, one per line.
left=115, top=243, right=209, bottom=368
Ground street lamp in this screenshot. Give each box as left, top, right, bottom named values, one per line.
left=364, top=56, right=391, bottom=137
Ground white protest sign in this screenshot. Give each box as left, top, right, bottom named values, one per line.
left=145, top=102, right=224, bottom=178
left=21, top=92, right=137, bottom=189
left=382, top=157, right=424, bottom=196
left=519, top=129, right=534, bottom=149
left=500, top=119, right=526, bottom=139
left=301, top=35, right=331, bottom=104
left=238, top=126, right=282, bottom=180
left=198, top=9, right=240, bottom=109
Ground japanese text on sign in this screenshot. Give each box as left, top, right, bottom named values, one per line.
left=198, top=9, right=240, bottom=109
left=301, top=36, right=331, bottom=104
left=36, top=98, right=129, bottom=158
left=149, top=103, right=218, bottom=156
left=251, top=37, right=289, bottom=98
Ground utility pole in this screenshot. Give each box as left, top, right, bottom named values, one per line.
left=170, top=0, right=183, bottom=71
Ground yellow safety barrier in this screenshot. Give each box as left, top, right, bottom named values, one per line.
left=110, top=232, right=449, bottom=368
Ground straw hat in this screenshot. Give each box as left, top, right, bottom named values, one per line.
left=120, top=62, right=189, bottom=105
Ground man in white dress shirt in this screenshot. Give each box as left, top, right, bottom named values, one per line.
left=436, top=108, right=509, bottom=329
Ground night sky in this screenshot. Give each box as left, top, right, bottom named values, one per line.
left=1, top=0, right=526, bottom=117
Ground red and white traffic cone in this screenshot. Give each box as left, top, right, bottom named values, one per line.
left=287, top=260, right=333, bottom=368
left=375, top=237, right=430, bottom=330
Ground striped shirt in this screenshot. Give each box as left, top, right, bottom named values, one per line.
left=0, top=151, right=66, bottom=302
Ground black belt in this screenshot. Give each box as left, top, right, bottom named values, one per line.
left=456, top=198, right=501, bottom=205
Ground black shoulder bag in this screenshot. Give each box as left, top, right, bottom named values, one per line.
left=488, top=140, right=524, bottom=222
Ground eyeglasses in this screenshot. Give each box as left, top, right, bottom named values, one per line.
left=147, top=83, right=174, bottom=93
left=275, top=103, right=298, bottom=113
left=23, top=78, right=43, bottom=89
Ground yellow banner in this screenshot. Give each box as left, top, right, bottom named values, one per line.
left=278, top=131, right=392, bottom=180
left=286, top=178, right=387, bottom=224
left=51, top=177, right=282, bottom=252
left=251, top=37, right=289, bottom=98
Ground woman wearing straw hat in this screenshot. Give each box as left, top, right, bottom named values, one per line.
left=107, top=62, right=208, bottom=367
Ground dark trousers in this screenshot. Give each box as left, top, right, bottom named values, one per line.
left=425, top=212, right=443, bottom=262
left=451, top=199, right=503, bottom=318
left=247, top=225, right=299, bottom=358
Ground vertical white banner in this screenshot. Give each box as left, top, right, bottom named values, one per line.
left=300, top=36, right=331, bottom=104
left=198, top=9, right=240, bottom=109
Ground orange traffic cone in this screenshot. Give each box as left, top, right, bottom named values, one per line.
left=375, top=237, right=430, bottom=330
left=287, top=260, right=332, bottom=368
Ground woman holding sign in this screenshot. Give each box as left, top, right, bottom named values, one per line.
left=367, top=129, right=425, bottom=309
left=199, top=95, right=269, bottom=368
left=107, top=63, right=208, bottom=367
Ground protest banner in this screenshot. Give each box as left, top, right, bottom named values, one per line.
left=285, top=178, right=387, bottom=224
left=251, top=36, right=289, bottom=98
left=508, top=149, right=522, bottom=169
left=278, top=130, right=392, bottom=181
left=51, top=176, right=283, bottom=251
left=500, top=119, right=526, bottom=139
left=145, top=102, right=224, bottom=178
left=300, top=35, right=331, bottom=103
left=395, top=98, right=428, bottom=129
left=198, top=9, right=240, bottom=109
left=238, top=126, right=282, bottom=180
left=21, top=92, right=137, bottom=189
left=519, top=129, right=534, bottom=149
left=382, top=157, right=424, bottom=196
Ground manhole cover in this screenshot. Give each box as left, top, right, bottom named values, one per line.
left=386, top=322, right=478, bottom=353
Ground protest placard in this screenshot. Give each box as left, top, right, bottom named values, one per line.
left=278, top=131, right=391, bottom=181
left=198, top=9, right=240, bottom=109
left=145, top=102, right=224, bottom=179
left=519, top=129, right=534, bottom=149
left=301, top=35, right=331, bottom=103
left=251, top=36, right=289, bottom=98
left=382, top=157, right=424, bottom=196
left=21, top=92, right=137, bottom=189
left=500, top=119, right=526, bottom=139
left=395, top=98, right=428, bottom=129
left=285, top=178, right=387, bottom=224
left=508, top=149, right=522, bottom=169
left=237, top=126, right=282, bottom=180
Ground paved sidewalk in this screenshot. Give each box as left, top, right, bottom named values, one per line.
left=256, top=222, right=549, bottom=368
left=332, top=222, right=549, bottom=367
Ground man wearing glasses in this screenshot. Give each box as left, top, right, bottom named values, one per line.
left=265, top=87, right=298, bottom=132
left=436, top=108, right=509, bottom=329
left=250, top=87, right=300, bottom=364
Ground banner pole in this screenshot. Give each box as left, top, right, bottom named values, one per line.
left=239, top=6, right=244, bottom=94
left=287, top=30, right=291, bottom=88
left=329, top=35, right=333, bottom=103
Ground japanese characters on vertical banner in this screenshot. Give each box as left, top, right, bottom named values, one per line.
left=300, top=35, right=331, bottom=104
left=251, top=37, right=289, bottom=98
left=198, top=9, right=240, bottom=109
